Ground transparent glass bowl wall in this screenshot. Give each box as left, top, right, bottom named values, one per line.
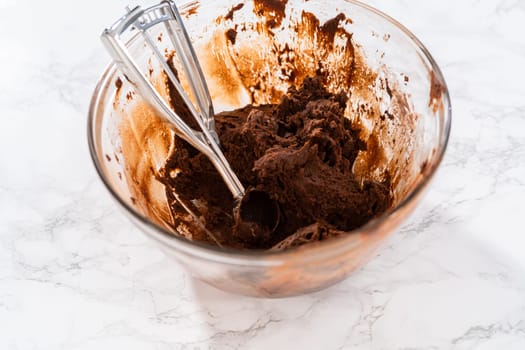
left=88, top=0, right=451, bottom=297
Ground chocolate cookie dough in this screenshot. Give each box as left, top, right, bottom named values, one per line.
left=158, top=76, right=392, bottom=250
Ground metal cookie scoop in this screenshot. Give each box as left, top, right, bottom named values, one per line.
left=101, top=0, right=280, bottom=237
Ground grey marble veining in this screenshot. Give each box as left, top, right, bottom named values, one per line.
left=1, top=0, right=524, bottom=349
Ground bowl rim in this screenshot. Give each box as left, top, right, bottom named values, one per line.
left=87, top=0, right=452, bottom=266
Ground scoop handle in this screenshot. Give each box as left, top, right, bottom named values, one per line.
left=101, top=4, right=245, bottom=199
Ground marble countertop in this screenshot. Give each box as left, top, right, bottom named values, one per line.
left=1, top=0, right=525, bottom=349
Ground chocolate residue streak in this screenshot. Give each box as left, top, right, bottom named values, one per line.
left=320, top=13, right=347, bottom=48
left=225, top=3, right=244, bottom=21
left=384, top=110, right=394, bottom=120
left=300, top=11, right=355, bottom=90
left=115, top=77, right=122, bottom=91
left=165, top=51, right=200, bottom=130
left=200, top=32, right=251, bottom=107
left=253, top=0, right=288, bottom=28
left=420, top=160, right=429, bottom=174
left=429, top=70, right=445, bottom=114
left=226, top=28, right=237, bottom=44
left=385, top=78, right=393, bottom=98
left=184, top=2, right=199, bottom=18
left=115, top=74, right=175, bottom=233
left=113, top=77, right=124, bottom=110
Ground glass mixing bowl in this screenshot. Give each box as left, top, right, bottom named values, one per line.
left=88, top=0, right=451, bottom=297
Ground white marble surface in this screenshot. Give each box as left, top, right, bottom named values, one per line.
left=1, top=0, right=525, bottom=349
